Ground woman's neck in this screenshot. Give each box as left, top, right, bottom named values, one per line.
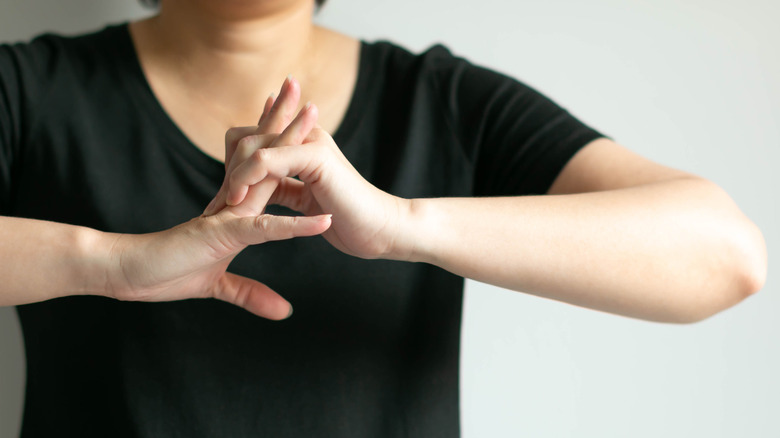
left=156, top=0, right=314, bottom=62
left=127, top=0, right=360, bottom=159
left=132, top=0, right=320, bottom=110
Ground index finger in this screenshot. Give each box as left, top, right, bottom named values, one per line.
left=225, top=126, right=262, bottom=168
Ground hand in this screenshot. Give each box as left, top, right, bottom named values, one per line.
left=105, top=208, right=331, bottom=320
left=205, top=80, right=413, bottom=260
left=104, top=77, right=331, bottom=320
left=204, top=75, right=307, bottom=218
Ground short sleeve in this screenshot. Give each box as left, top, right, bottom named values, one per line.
left=0, top=38, right=53, bottom=214
left=0, top=45, right=23, bottom=213
left=427, top=46, right=605, bottom=196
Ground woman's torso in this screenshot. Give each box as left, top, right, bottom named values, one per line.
left=5, top=24, right=468, bottom=438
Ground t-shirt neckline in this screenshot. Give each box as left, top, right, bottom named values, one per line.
left=114, top=23, right=370, bottom=175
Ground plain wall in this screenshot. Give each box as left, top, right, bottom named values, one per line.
left=1, top=0, right=777, bottom=436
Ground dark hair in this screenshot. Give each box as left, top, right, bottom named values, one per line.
left=139, top=0, right=327, bottom=8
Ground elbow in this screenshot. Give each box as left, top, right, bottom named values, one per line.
left=681, top=273, right=765, bottom=325
left=729, top=218, right=767, bottom=300
left=739, top=250, right=767, bottom=300
left=680, top=220, right=767, bottom=324
left=733, top=240, right=767, bottom=312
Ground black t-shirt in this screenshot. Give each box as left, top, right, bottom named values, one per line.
left=0, top=24, right=603, bottom=437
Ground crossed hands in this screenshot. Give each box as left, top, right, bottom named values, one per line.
left=103, top=77, right=411, bottom=320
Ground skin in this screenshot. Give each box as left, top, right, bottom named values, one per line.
left=0, top=0, right=767, bottom=323
left=129, top=0, right=359, bottom=159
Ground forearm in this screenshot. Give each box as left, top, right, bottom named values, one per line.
left=401, top=177, right=766, bottom=323
left=0, top=216, right=110, bottom=306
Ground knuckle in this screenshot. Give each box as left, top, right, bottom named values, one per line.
left=255, top=215, right=273, bottom=233
left=313, top=142, right=330, bottom=159
left=236, top=135, right=259, bottom=157
left=225, top=127, right=241, bottom=143
left=311, top=127, right=327, bottom=140
left=231, top=280, right=252, bottom=309
left=226, top=127, right=259, bottom=149
left=253, top=147, right=271, bottom=163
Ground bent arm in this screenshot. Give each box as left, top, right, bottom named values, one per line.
left=399, top=139, right=767, bottom=323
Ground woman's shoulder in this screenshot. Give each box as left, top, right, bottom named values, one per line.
left=0, top=23, right=132, bottom=87
left=2, top=23, right=127, bottom=59
left=360, top=39, right=463, bottom=70
left=357, top=38, right=520, bottom=97
left=0, top=23, right=137, bottom=152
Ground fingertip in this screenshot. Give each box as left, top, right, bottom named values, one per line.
left=307, top=102, right=318, bottom=120
left=259, top=93, right=276, bottom=123
left=272, top=75, right=300, bottom=115
left=259, top=300, right=293, bottom=321
left=210, top=203, right=227, bottom=216
left=226, top=190, right=240, bottom=207
left=288, top=73, right=300, bottom=86
left=285, top=303, right=294, bottom=319
left=293, top=214, right=332, bottom=237
left=314, top=213, right=333, bottom=231
left=288, top=78, right=301, bottom=102
left=275, top=76, right=292, bottom=103
left=203, top=198, right=216, bottom=215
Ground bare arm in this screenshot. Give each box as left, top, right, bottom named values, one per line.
left=0, top=216, right=107, bottom=306
left=214, top=86, right=767, bottom=324
left=401, top=139, right=767, bottom=323
left=0, top=76, right=333, bottom=318
left=0, top=211, right=330, bottom=317
left=220, top=128, right=766, bottom=323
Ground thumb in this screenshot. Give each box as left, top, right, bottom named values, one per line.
left=213, top=272, right=293, bottom=320
left=224, top=212, right=332, bottom=247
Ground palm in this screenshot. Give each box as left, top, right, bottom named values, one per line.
left=107, top=210, right=331, bottom=320
left=281, top=175, right=399, bottom=259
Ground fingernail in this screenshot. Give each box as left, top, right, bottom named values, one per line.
left=204, top=198, right=216, bottom=213
left=304, top=101, right=311, bottom=111
left=286, top=304, right=294, bottom=319
left=269, top=92, right=275, bottom=99
left=286, top=73, right=293, bottom=82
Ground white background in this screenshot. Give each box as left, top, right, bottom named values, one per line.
left=1, top=0, right=778, bottom=436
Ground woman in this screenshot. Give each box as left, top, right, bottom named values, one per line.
left=0, top=0, right=766, bottom=436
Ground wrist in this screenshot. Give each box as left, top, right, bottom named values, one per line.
left=390, top=197, right=438, bottom=264
left=74, top=226, right=124, bottom=299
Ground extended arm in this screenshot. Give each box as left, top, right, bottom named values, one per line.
left=219, top=111, right=766, bottom=323
left=401, top=139, right=767, bottom=323
left=0, top=212, right=330, bottom=317
left=0, top=216, right=106, bottom=306
left=0, top=80, right=331, bottom=318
